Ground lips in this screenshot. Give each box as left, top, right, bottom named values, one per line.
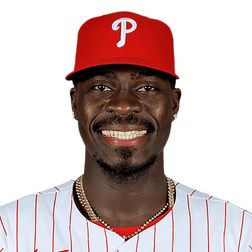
left=93, top=114, right=154, bottom=146
left=100, top=134, right=148, bottom=146
left=99, top=129, right=148, bottom=146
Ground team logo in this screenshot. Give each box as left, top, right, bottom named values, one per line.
left=112, top=18, right=137, bottom=47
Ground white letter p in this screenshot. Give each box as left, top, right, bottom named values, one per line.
left=112, top=18, right=137, bottom=48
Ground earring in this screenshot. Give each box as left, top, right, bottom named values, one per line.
left=173, top=114, right=177, bottom=119
left=72, top=111, right=76, bottom=118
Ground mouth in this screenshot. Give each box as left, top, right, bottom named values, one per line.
left=99, top=129, right=148, bottom=146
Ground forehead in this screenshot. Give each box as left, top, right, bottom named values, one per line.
left=73, top=64, right=173, bottom=84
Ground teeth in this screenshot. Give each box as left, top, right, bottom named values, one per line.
left=101, top=130, right=147, bottom=139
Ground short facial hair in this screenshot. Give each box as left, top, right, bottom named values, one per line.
left=94, top=150, right=158, bottom=185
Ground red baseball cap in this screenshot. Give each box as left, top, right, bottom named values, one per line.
left=65, top=11, right=179, bottom=80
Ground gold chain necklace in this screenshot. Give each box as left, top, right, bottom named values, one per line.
left=75, top=175, right=175, bottom=240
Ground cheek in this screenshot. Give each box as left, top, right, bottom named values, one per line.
left=153, top=99, right=173, bottom=125
left=77, top=98, right=100, bottom=143
left=82, top=103, right=96, bottom=120
left=152, top=99, right=173, bottom=145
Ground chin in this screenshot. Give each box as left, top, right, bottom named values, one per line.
left=93, top=153, right=158, bottom=185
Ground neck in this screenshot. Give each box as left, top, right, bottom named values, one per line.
left=77, top=151, right=168, bottom=228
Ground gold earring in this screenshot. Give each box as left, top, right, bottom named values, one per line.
left=72, top=111, right=76, bottom=118
left=173, top=114, right=177, bottom=119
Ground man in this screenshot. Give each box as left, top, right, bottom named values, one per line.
left=0, top=11, right=251, bottom=252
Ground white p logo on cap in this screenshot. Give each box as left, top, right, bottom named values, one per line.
left=112, top=18, right=137, bottom=48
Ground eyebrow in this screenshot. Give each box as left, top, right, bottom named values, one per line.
left=93, top=71, right=158, bottom=80
left=130, top=72, right=157, bottom=79
left=92, top=71, right=118, bottom=79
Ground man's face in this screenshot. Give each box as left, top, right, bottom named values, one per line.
left=71, top=65, right=180, bottom=182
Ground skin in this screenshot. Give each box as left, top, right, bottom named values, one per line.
left=70, top=65, right=181, bottom=228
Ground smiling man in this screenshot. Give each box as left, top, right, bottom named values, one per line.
left=70, top=64, right=180, bottom=237
left=0, top=11, right=252, bottom=252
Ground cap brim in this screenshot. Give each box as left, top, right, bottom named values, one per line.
left=65, top=57, right=179, bottom=80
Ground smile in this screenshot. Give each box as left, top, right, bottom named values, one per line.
left=99, top=129, right=149, bottom=147
left=101, top=130, right=147, bottom=140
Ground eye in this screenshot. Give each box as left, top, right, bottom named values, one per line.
left=137, top=85, right=157, bottom=92
left=93, top=84, right=111, bottom=91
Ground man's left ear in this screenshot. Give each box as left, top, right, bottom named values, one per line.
left=172, top=88, right=181, bottom=120
left=69, top=86, right=77, bottom=118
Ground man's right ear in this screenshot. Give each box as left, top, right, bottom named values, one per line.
left=70, top=87, right=77, bottom=120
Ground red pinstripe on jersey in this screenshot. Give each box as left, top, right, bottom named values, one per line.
left=249, top=245, right=252, bottom=250
left=135, top=233, right=140, bottom=252
left=171, top=209, right=174, bottom=252
left=52, top=192, right=58, bottom=252
left=55, top=187, right=60, bottom=191
left=69, top=193, right=73, bottom=252
left=0, top=248, right=4, bottom=252
left=153, top=224, right=157, bottom=252
left=205, top=199, right=210, bottom=252
left=0, top=215, right=7, bottom=237
left=86, top=219, right=90, bottom=252
left=34, top=195, right=38, bottom=252
left=187, top=195, right=192, bottom=252
left=223, top=201, right=228, bottom=252
left=16, top=200, right=19, bottom=252
left=237, top=210, right=247, bottom=252
left=208, top=196, right=213, bottom=200
left=190, top=190, right=196, bottom=197
left=175, top=183, right=179, bottom=187
left=104, top=228, right=108, bottom=252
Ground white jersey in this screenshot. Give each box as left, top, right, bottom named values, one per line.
left=0, top=180, right=252, bottom=252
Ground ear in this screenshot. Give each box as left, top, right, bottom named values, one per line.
left=70, top=87, right=77, bottom=120
left=172, top=88, right=181, bottom=121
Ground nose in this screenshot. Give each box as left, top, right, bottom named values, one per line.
left=105, top=91, right=143, bottom=114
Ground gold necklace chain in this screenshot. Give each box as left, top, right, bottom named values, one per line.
left=75, top=175, right=175, bottom=240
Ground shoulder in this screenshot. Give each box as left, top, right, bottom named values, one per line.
left=175, top=181, right=252, bottom=213
left=175, top=181, right=252, bottom=217
left=0, top=180, right=74, bottom=248
left=0, top=180, right=74, bottom=213
left=173, top=181, right=252, bottom=247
